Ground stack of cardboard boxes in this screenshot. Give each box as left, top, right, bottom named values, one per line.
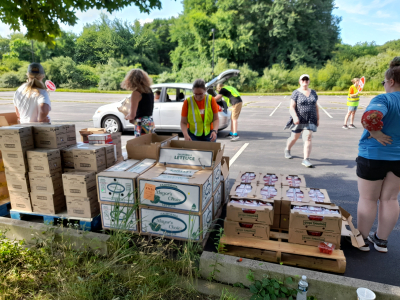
left=79, top=128, right=122, bottom=161
left=225, top=172, right=343, bottom=249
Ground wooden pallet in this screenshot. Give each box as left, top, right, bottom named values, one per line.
left=0, top=199, right=11, bottom=217
left=10, top=209, right=101, bottom=232
left=221, top=230, right=346, bottom=274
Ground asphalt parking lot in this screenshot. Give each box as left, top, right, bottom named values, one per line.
left=0, top=91, right=398, bottom=286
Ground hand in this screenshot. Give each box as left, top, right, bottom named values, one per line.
left=368, top=130, right=392, bottom=146
left=38, top=116, right=50, bottom=123
left=184, top=134, right=192, bottom=141
left=293, top=117, right=300, bottom=125
left=125, top=113, right=134, bottom=121
left=210, top=131, right=217, bottom=142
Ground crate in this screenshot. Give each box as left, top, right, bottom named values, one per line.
left=10, top=209, right=101, bottom=231
left=220, top=229, right=346, bottom=274
left=0, top=199, right=11, bottom=217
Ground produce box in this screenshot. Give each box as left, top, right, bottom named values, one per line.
left=281, top=174, right=306, bottom=188
left=32, top=125, right=68, bottom=149
left=0, top=126, right=34, bottom=152
left=27, top=149, right=62, bottom=174
left=1, top=150, right=29, bottom=172
left=259, top=172, right=283, bottom=186
left=62, top=171, right=96, bottom=197
left=73, top=146, right=106, bottom=172
left=66, top=190, right=99, bottom=218
left=213, top=183, right=222, bottom=219
left=230, top=182, right=257, bottom=199
left=235, top=171, right=261, bottom=184
left=29, top=172, right=63, bottom=193
left=100, top=201, right=138, bottom=232
left=5, top=170, right=30, bottom=193
left=9, top=190, right=31, bottom=211
left=224, top=219, right=270, bottom=240
left=226, top=199, right=274, bottom=225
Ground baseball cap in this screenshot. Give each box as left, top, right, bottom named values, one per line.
left=28, top=63, right=45, bottom=75
left=299, top=74, right=310, bottom=80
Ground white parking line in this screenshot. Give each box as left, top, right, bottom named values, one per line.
left=122, top=146, right=126, bottom=149
left=229, top=143, right=249, bottom=167
left=317, top=103, right=333, bottom=118
left=269, top=102, right=282, bottom=116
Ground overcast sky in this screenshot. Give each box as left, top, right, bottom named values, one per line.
left=0, top=0, right=399, bottom=46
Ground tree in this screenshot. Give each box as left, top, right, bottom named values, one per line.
left=0, top=0, right=162, bottom=45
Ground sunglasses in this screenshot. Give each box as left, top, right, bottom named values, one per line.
left=301, top=77, right=309, bottom=81
left=381, top=80, right=388, bottom=86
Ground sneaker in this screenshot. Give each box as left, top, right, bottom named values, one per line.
left=302, top=159, right=313, bottom=168
left=342, top=125, right=349, bottom=129
left=344, top=236, right=370, bottom=252
left=227, top=135, right=233, bottom=139
left=284, top=150, right=293, bottom=159
left=231, top=135, right=240, bottom=141
left=368, top=232, right=388, bottom=253
left=349, top=124, right=357, bottom=129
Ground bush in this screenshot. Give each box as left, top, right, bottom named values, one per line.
left=42, top=56, right=81, bottom=89
left=76, top=64, right=99, bottom=88
left=0, top=72, right=21, bottom=88
left=257, top=64, right=289, bottom=92
left=98, top=68, right=127, bottom=90
left=2, top=57, right=25, bottom=71
left=157, top=71, right=177, bottom=83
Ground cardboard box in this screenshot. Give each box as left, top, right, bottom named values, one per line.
left=0, top=186, right=9, bottom=201
left=289, top=203, right=342, bottom=234
left=224, top=219, right=270, bottom=240
left=0, top=158, right=4, bottom=172
left=1, top=150, right=29, bottom=172
left=280, top=214, right=290, bottom=230
left=158, top=140, right=224, bottom=193
left=105, top=159, right=141, bottom=172
left=66, top=190, right=99, bottom=218
left=88, top=133, right=112, bottom=144
left=281, top=174, right=307, bottom=188
left=30, top=189, right=66, bottom=214
left=281, top=186, right=313, bottom=203
left=66, top=132, right=77, bottom=146
left=61, top=145, right=79, bottom=168
left=221, top=157, right=230, bottom=204
left=9, top=190, right=31, bottom=211
left=138, top=164, right=213, bottom=213
left=139, top=198, right=213, bottom=242
left=306, top=188, right=331, bottom=203
left=230, top=182, right=257, bottom=199
left=272, top=213, right=280, bottom=230
left=0, top=171, right=6, bottom=187
left=340, top=207, right=365, bottom=248
left=0, top=112, right=18, bottom=127
left=99, top=201, right=138, bottom=231
left=126, top=133, right=179, bottom=161
left=29, top=172, right=63, bottom=193
left=62, top=171, right=96, bottom=197
left=226, top=200, right=274, bottom=225
left=97, top=159, right=156, bottom=203
left=79, top=128, right=106, bottom=143
left=65, top=124, right=76, bottom=134
left=259, top=172, right=283, bottom=186
left=236, top=171, right=261, bottom=184
left=73, top=146, right=106, bottom=172
left=288, top=228, right=341, bottom=247
left=213, top=183, right=222, bottom=218
left=93, top=144, right=115, bottom=167
left=5, top=170, right=29, bottom=193
left=255, top=185, right=282, bottom=201
left=27, top=149, right=62, bottom=174
left=0, top=126, right=34, bottom=152
left=33, top=125, right=68, bottom=148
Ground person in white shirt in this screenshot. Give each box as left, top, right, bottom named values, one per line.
left=13, top=63, right=51, bottom=123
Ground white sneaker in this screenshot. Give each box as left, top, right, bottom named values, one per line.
left=231, top=135, right=239, bottom=141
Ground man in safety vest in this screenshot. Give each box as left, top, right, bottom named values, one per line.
left=180, top=79, right=220, bottom=142
left=343, top=78, right=360, bottom=129
left=215, top=83, right=243, bottom=141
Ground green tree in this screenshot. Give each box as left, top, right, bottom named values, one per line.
left=0, top=0, right=162, bottom=45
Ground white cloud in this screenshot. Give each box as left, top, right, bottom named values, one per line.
left=335, top=0, right=396, bottom=15
left=139, top=18, right=154, bottom=25
left=376, top=10, right=391, bottom=18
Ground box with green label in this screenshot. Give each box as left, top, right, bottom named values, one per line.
left=159, top=140, right=224, bottom=193
left=99, top=201, right=138, bottom=232
left=97, top=159, right=156, bottom=203
left=213, top=182, right=222, bottom=219
left=139, top=198, right=213, bottom=243
left=138, top=165, right=213, bottom=213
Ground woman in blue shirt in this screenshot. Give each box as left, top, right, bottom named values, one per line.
left=356, top=57, right=400, bottom=253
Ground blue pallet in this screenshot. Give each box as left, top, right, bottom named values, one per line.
left=10, top=210, right=101, bottom=231
left=0, top=200, right=11, bottom=217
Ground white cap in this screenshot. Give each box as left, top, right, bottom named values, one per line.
left=299, top=74, right=310, bottom=80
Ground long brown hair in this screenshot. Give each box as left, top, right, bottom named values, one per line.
left=385, top=57, right=400, bottom=84
left=120, top=69, right=153, bottom=93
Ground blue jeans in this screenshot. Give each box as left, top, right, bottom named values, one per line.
left=188, top=131, right=216, bottom=142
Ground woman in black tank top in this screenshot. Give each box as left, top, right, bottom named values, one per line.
left=121, top=69, right=155, bottom=136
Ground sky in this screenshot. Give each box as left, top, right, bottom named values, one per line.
left=0, top=0, right=399, bottom=46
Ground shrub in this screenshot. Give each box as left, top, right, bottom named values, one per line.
left=98, top=68, right=127, bottom=90
left=76, top=64, right=99, bottom=88
left=2, top=57, right=25, bottom=71
left=0, top=72, right=21, bottom=88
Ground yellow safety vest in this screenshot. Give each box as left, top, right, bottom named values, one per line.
left=187, top=95, right=214, bottom=136
left=221, top=86, right=240, bottom=107
left=347, top=85, right=360, bottom=106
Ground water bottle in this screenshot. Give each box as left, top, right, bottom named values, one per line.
left=297, top=275, right=308, bottom=300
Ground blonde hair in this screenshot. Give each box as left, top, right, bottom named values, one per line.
left=24, top=73, right=46, bottom=97
left=351, top=78, right=360, bottom=84
left=216, top=83, right=224, bottom=91
left=385, top=57, right=400, bottom=84
left=120, top=69, right=153, bottom=93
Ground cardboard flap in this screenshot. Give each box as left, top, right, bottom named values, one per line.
left=0, top=112, right=19, bottom=127
left=214, top=144, right=225, bottom=166
left=340, top=206, right=365, bottom=248
left=221, top=160, right=229, bottom=181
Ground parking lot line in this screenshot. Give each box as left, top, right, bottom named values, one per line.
left=317, top=103, right=333, bottom=118
left=229, top=143, right=249, bottom=167
left=269, top=102, right=282, bottom=116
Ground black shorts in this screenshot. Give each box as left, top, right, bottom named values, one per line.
left=356, top=156, right=400, bottom=181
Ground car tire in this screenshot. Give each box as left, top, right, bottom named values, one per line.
left=102, top=115, right=122, bottom=133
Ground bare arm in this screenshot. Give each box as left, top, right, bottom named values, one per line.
left=38, top=103, right=50, bottom=123
left=14, top=106, right=20, bottom=121
left=125, top=91, right=142, bottom=121
left=180, top=116, right=191, bottom=141
left=214, top=94, right=223, bottom=102
left=289, top=99, right=299, bottom=124
left=210, top=112, right=219, bottom=142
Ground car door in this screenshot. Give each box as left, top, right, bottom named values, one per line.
left=159, top=87, right=190, bottom=130
left=206, top=69, right=240, bottom=89
left=152, top=88, right=161, bottom=130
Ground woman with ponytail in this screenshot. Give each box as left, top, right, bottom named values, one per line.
left=13, top=63, right=51, bottom=123
left=355, top=57, right=400, bottom=253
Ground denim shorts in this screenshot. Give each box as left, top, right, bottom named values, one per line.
left=348, top=106, right=358, bottom=112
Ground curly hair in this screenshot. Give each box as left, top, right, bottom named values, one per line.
left=120, top=69, right=153, bottom=93
left=385, top=57, right=400, bottom=84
